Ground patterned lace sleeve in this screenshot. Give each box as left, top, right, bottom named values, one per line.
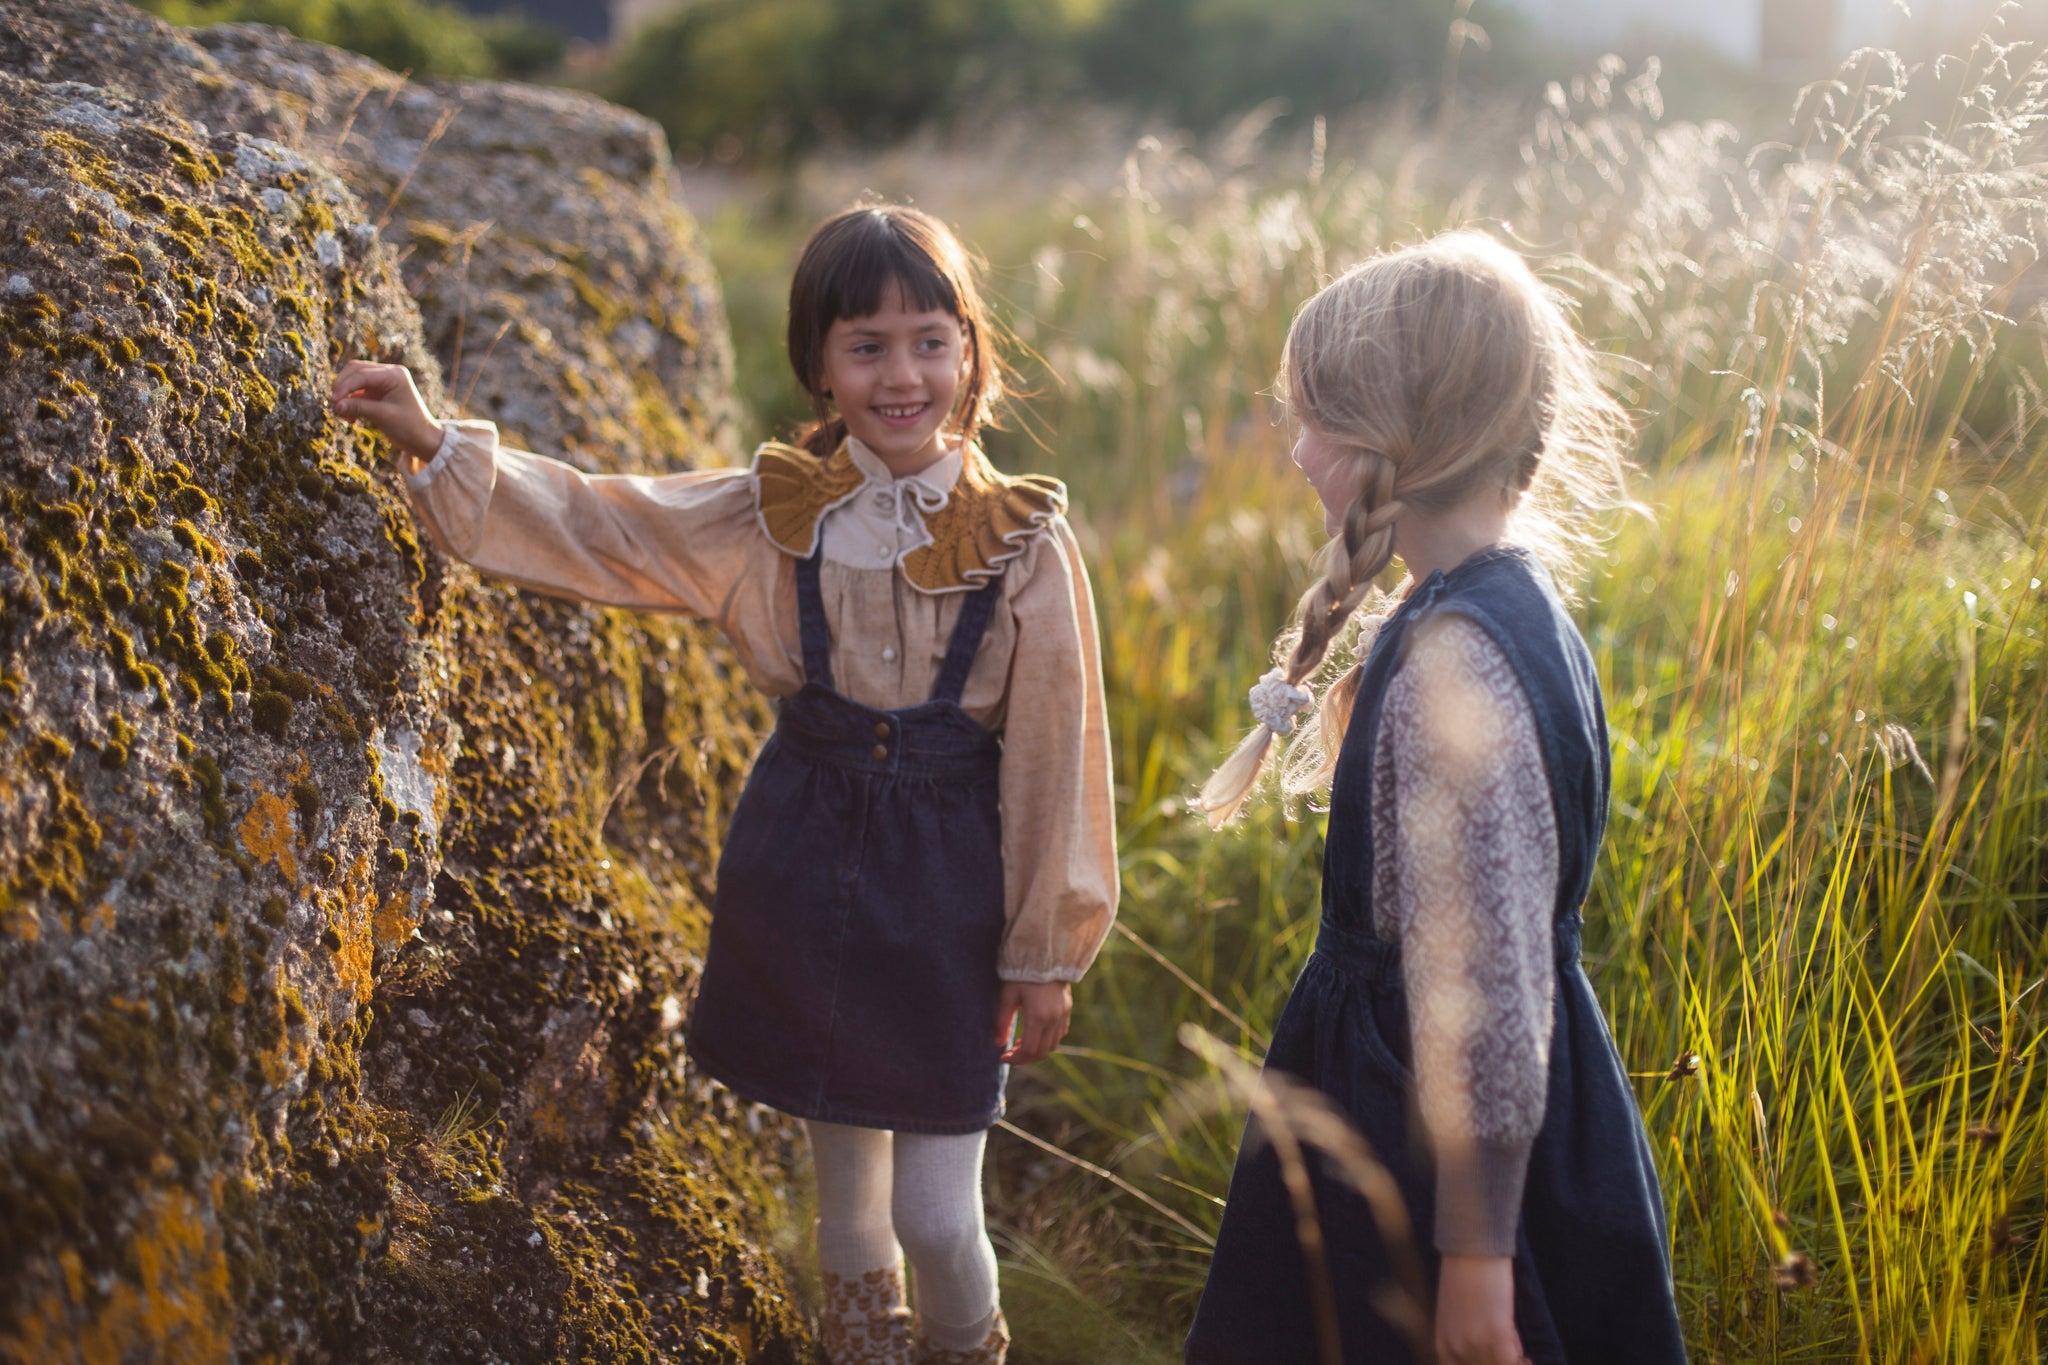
left=1372, top=613, right=1560, bottom=1256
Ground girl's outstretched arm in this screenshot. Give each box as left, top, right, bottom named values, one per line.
left=331, top=361, right=763, bottom=619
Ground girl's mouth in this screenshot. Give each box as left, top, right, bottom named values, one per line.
left=872, top=402, right=931, bottom=427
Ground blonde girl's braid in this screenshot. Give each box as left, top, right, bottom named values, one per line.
left=1198, top=448, right=1404, bottom=828
left=1200, top=229, right=1633, bottom=828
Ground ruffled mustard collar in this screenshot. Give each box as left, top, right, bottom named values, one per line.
left=753, top=438, right=1067, bottom=594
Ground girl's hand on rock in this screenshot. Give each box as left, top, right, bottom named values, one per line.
left=331, top=360, right=444, bottom=468
left=994, top=981, right=1071, bottom=1065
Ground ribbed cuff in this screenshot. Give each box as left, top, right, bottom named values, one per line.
left=996, top=963, right=1086, bottom=984
left=1433, top=1135, right=1534, bottom=1256
left=406, top=419, right=491, bottom=491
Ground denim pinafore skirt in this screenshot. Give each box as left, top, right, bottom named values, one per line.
left=686, top=549, right=1008, bottom=1135
left=1184, top=548, right=1688, bottom=1364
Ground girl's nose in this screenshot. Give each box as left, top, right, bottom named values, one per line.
left=883, top=350, right=920, bottom=387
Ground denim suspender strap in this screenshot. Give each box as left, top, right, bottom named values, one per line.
left=928, top=574, right=1003, bottom=705
left=794, top=549, right=834, bottom=690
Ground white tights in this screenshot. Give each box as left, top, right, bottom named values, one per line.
left=806, top=1119, right=1001, bottom=1350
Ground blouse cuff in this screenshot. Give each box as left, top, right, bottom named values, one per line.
left=1433, top=1135, right=1534, bottom=1256
left=997, top=962, right=1087, bottom=985
left=407, top=419, right=495, bottom=492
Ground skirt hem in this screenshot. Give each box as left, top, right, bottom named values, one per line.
left=687, top=1041, right=1004, bottom=1136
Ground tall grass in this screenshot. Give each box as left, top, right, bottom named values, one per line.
left=697, top=36, right=2048, bottom=1363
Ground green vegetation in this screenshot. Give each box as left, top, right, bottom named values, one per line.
left=700, top=39, right=2048, bottom=1363
left=609, top=0, right=1524, bottom=164
left=127, top=0, right=566, bottom=78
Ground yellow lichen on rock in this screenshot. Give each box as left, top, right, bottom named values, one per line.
left=2, top=1180, right=232, bottom=1365
left=237, top=790, right=298, bottom=885
left=370, top=889, right=419, bottom=948
left=330, top=853, right=376, bottom=1004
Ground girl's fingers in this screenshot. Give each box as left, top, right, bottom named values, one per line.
left=993, top=996, right=1018, bottom=1049
left=1033, top=1020, right=1060, bottom=1062
left=330, top=360, right=403, bottom=405
left=1009, top=1011, right=1066, bottom=1065
left=330, top=360, right=380, bottom=403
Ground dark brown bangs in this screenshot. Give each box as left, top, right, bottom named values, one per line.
left=785, top=203, right=1003, bottom=458
left=809, top=214, right=960, bottom=326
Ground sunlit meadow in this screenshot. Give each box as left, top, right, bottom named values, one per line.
left=699, top=38, right=2048, bottom=1364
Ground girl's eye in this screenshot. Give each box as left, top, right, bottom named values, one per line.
left=918, top=337, right=950, bottom=354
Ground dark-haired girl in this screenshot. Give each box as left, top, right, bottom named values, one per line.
left=333, top=204, right=1118, bottom=1365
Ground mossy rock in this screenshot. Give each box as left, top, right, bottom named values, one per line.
left=0, top=3, right=805, bottom=1361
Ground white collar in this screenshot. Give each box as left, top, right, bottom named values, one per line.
left=845, top=436, right=964, bottom=497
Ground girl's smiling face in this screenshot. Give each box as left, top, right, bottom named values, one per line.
left=820, top=282, right=968, bottom=476
left=1292, top=423, right=1355, bottom=539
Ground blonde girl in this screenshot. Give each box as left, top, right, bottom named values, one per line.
left=332, top=203, right=1118, bottom=1365
left=1183, top=233, right=1686, bottom=1365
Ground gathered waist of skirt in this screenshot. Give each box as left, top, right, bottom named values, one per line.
left=1310, top=913, right=1584, bottom=987
left=770, top=713, right=1001, bottom=780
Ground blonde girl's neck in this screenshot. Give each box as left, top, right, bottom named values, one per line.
left=1199, top=230, right=1633, bottom=827
left=1392, top=493, right=1513, bottom=585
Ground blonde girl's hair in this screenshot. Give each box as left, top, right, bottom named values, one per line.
left=1198, top=230, right=1633, bottom=828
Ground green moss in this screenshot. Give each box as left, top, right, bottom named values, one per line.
left=259, top=665, right=316, bottom=701
left=249, top=689, right=292, bottom=738
left=98, top=712, right=137, bottom=769
left=14, top=743, right=103, bottom=907
left=290, top=780, right=320, bottom=830
left=191, top=752, right=228, bottom=833
left=170, top=518, right=214, bottom=561
left=30, top=732, right=73, bottom=765
left=240, top=370, right=279, bottom=418
left=62, top=333, right=113, bottom=370
left=170, top=482, right=216, bottom=518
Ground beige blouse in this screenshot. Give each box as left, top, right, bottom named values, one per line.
left=404, top=422, right=1118, bottom=983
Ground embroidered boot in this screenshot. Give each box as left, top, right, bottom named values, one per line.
left=821, top=1264, right=916, bottom=1365
left=913, top=1308, right=1010, bottom=1365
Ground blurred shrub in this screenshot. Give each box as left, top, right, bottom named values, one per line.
left=1079, top=0, right=1460, bottom=129
left=129, top=0, right=565, bottom=79
left=610, top=0, right=1522, bottom=164
left=610, top=0, right=1089, bottom=163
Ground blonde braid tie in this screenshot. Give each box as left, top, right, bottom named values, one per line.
left=1248, top=668, right=1315, bottom=735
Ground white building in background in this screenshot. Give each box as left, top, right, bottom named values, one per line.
left=1492, top=0, right=2043, bottom=70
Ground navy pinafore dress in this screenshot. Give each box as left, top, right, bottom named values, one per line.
left=1185, top=548, right=1687, bottom=1364
left=686, top=549, right=1010, bottom=1135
